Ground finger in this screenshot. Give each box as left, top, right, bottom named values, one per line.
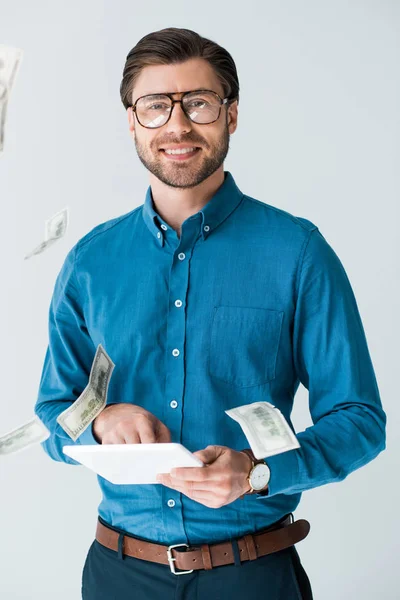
left=158, top=474, right=214, bottom=493
left=156, top=474, right=179, bottom=489
left=174, top=481, right=215, bottom=494
left=156, top=421, right=172, bottom=443
left=158, top=478, right=219, bottom=506
left=169, top=465, right=218, bottom=482
left=118, top=420, right=142, bottom=444
left=122, top=430, right=140, bottom=444
left=183, top=490, right=218, bottom=506
left=193, top=445, right=221, bottom=464
left=102, top=431, right=125, bottom=444
left=137, top=418, right=158, bottom=443
left=156, top=474, right=176, bottom=491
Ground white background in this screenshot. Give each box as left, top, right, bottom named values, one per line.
left=1, top=1, right=399, bottom=598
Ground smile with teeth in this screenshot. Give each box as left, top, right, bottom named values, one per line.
left=164, top=147, right=198, bottom=155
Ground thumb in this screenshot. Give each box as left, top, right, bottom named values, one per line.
left=193, top=445, right=220, bottom=465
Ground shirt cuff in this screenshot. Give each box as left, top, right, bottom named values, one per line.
left=256, top=448, right=300, bottom=499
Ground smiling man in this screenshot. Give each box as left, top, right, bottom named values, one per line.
left=35, top=27, right=386, bottom=600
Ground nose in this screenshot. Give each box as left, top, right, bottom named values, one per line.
left=163, top=101, right=193, bottom=135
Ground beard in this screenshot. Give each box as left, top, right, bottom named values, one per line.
left=133, top=117, right=230, bottom=190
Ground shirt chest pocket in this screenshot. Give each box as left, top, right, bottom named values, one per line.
left=208, top=306, right=284, bottom=388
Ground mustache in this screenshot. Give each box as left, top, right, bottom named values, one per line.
left=157, top=141, right=204, bottom=148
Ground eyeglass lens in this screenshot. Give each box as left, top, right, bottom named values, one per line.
left=135, top=91, right=221, bottom=128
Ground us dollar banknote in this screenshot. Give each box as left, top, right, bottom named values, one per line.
left=44, top=207, right=69, bottom=241
left=24, top=207, right=69, bottom=260
left=0, top=44, right=23, bottom=153
left=225, top=401, right=300, bottom=460
left=0, top=416, right=50, bottom=456
left=57, top=344, right=115, bottom=442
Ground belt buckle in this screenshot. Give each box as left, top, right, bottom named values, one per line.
left=167, top=543, right=194, bottom=575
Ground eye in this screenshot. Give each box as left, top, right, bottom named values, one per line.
left=187, top=101, right=208, bottom=108
left=147, top=103, right=169, bottom=110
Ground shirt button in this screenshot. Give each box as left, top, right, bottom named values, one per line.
left=157, top=232, right=161, bottom=239
left=167, top=499, right=175, bottom=508
left=161, top=224, right=168, bottom=230
left=175, top=300, right=182, bottom=308
left=172, top=349, right=180, bottom=357
left=170, top=400, right=178, bottom=409
left=178, top=253, right=186, bottom=260
left=204, top=225, right=210, bottom=232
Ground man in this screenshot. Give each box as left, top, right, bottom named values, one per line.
left=35, top=27, right=386, bottom=600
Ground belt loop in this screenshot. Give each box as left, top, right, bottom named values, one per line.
left=243, top=534, right=258, bottom=561
left=200, top=544, right=213, bottom=570
left=118, top=532, right=125, bottom=560
left=231, top=538, right=242, bottom=567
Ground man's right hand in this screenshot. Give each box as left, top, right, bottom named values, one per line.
left=92, top=404, right=171, bottom=444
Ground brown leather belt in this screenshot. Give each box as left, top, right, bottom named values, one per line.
left=96, top=515, right=310, bottom=575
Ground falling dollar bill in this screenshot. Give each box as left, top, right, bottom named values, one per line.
left=225, top=401, right=300, bottom=460
left=0, top=416, right=50, bottom=456
left=0, top=44, right=23, bottom=153
left=44, top=207, right=69, bottom=241
left=57, top=344, right=115, bottom=441
left=24, top=206, right=69, bottom=260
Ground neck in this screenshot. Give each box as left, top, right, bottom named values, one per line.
left=149, top=168, right=225, bottom=236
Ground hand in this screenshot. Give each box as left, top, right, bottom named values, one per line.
left=156, top=445, right=253, bottom=509
left=93, top=403, right=172, bottom=444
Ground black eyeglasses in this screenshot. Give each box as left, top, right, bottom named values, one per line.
left=128, top=89, right=231, bottom=129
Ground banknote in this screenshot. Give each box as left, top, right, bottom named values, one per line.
left=225, top=401, right=300, bottom=460
left=0, top=416, right=50, bottom=456
left=24, top=238, right=57, bottom=260
left=57, top=344, right=115, bottom=441
left=45, top=207, right=69, bottom=241
left=0, top=45, right=23, bottom=153
left=24, top=206, right=69, bottom=260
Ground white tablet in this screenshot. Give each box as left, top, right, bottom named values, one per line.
left=63, top=443, right=204, bottom=485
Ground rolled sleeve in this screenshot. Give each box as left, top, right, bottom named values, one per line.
left=260, top=228, right=386, bottom=498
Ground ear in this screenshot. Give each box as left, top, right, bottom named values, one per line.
left=227, top=100, right=238, bottom=134
left=127, top=107, right=135, bottom=138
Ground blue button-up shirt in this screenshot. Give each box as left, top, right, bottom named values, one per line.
left=35, top=171, right=386, bottom=546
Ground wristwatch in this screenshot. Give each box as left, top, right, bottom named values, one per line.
left=239, top=448, right=270, bottom=498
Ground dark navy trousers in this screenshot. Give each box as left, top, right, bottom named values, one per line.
left=82, top=520, right=313, bottom=600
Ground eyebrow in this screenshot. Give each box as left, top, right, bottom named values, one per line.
left=135, top=88, right=214, bottom=101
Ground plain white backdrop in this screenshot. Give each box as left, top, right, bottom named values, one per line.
left=0, top=1, right=399, bottom=598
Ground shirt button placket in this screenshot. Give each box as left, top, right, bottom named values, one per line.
left=162, top=230, right=198, bottom=542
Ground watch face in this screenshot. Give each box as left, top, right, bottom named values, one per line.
left=250, top=463, right=270, bottom=491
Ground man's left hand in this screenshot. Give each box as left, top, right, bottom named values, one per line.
left=156, top=445, right=252, bottom=508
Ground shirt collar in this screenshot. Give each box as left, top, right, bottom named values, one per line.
left=142, top=171, right=244, bottom=247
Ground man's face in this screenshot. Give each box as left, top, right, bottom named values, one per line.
left=127, top=58, right=238, bottom=189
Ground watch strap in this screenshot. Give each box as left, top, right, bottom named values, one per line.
left=240, top=448, right=264, bottom=466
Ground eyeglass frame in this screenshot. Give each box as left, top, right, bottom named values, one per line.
left=128, top=89, right=232, bottom=128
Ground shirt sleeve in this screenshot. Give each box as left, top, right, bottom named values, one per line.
left=34, top=244, right=100, bottom=465
left=258, top=227, right=386, bottom=499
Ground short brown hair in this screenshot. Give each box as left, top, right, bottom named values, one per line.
left=120, top=27, right=240, bottom=110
